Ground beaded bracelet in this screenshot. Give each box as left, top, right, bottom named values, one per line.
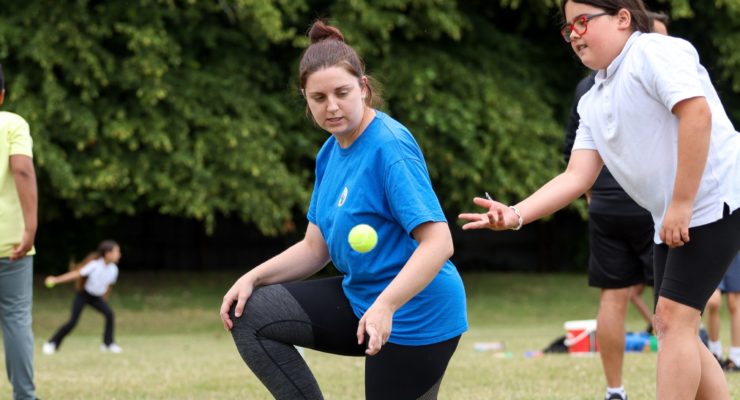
left=509, top=206, right=523, bottom=231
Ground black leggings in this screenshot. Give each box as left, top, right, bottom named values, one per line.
left=229, top=277, right=460, bottom=400
left=654, top=206, right=740, bottom=311
left=49, top=291, right=115, bottom=347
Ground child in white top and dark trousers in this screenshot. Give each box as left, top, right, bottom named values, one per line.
left=43, top=240, right=122, bottom=354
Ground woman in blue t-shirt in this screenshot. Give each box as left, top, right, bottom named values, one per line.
left=220, top=20, right=467, bottom=400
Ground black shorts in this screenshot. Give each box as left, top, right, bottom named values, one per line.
left=654, top=206, right=740, bottom=311
left=587, top=213, right=655, bottom=289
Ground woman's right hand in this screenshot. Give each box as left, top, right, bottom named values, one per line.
left=219, top=274, right=256, bottom=331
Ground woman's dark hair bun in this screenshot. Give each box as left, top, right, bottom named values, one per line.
left=308, top=20, right=344, bottom=44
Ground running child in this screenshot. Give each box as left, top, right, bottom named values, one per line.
left=43, top=240, right=122, bottom=354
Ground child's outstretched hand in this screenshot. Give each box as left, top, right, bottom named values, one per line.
left=458, top=196, right=519, bottom=231
left=44, top=276, right=57, bottom=289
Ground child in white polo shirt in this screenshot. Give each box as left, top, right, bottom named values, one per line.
left=460, top=0, right=739, bottom=399
left=42, top=240, right=122, bottom=354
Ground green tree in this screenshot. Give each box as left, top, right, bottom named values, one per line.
left=0, top=0, right=736, bottom=238
left=0, top=0, right=315, bottom=234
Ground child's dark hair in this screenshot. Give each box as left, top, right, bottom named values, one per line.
left=97, top=240, right=119, bottom=258
left=68, top=240, right=118, bottom=291
left=298, top=20, right=382, bottom=108
left=560, top=0, right=652, bottom=33
left=74, top=240, right=118, bottom=267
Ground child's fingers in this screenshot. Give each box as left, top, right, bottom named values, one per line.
left=459, top=212, right=497, bottom=230
left=487, top=209, right=505, bottom=226
left=458, top=212, right=484, bottom=222
left=680, top=227, right=690, bottom=244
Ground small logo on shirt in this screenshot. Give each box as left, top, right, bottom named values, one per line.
left=338, top=187, right=348, bottom=207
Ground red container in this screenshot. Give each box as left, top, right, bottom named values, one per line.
left=564, top=319, right=598, bottom=353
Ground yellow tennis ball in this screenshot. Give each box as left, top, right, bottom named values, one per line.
left=348, top=224, right=378, bottom=253
left=45, top=279, right=55, bottom=289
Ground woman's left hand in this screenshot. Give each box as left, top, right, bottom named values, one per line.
left=357, top=302, right=394, bottom=356
left=660, top=201, right=693, bottom=248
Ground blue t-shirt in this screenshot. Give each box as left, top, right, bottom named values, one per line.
left=307, top=111, right=468, bottom=345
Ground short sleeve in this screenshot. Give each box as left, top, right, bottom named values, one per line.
left=572, top=100, right=597, bottom=152
left=564, top=73, right=596, bottom=162
left=79, top=261, right=96, bottom=277
left=7, top=115, right=32, bottom=157
left=385, top=159, right=446, bottom=235
left=307, top=140, right=332, bottom=225
left=639, top=36, right=705, bottom=111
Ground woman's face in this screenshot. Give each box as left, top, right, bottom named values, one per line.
left=105, top=245, right=121, bottom=263
left=304, top=66, right=368, bottom=147
left=564, top=1, right=631, bottom=70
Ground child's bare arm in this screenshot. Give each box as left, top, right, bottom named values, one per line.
left=45, top=269, right=83, bottom=286
left=103, top=286, right=113, bottom=302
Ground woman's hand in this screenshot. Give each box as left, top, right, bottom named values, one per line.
left=458, top=196, right=519, bottom=231
left=219, top=274, right=256, bottom=331
left=357, top=301, right=394, bottom=356
left=660, top=201, right=693, bottom=248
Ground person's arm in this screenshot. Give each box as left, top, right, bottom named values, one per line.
left=45, top=269, right=83, bottom=287
left=661, top=96, right=712, bottom=247
left=9, top=155, right=37, bottom=260
left=458, top=149, right=603, bottom=230
left=356, top=221, right=453, bottom=355
left=103, top=285, right=113, bottom=302
left=219, top=222, right=331, bottom=330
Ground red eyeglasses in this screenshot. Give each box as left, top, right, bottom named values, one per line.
left=560, top=12, right=610, bottom=43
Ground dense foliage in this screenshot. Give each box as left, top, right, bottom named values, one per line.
left=0, top=0, right=737, bottom=235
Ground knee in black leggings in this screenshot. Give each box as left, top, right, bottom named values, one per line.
left=229, top=285, right=284, bottom=336
left=229, top=285, right=315, bottom=351
left=228, top=285, right=323, bottom=400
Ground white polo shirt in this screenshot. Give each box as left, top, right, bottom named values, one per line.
left=573, top=32, right=740, bottom=243
left=80, top=258, right=119, bottom=297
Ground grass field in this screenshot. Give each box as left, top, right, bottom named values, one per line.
left=2, top=271, right=738, bottom=399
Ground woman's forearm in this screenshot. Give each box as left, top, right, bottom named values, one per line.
left=244, top=223, right=331, bottom=287
left=373, top=222, right=453, bottom=312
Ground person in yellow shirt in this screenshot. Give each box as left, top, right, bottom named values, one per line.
left=0, top=63, right=38, bottom=400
